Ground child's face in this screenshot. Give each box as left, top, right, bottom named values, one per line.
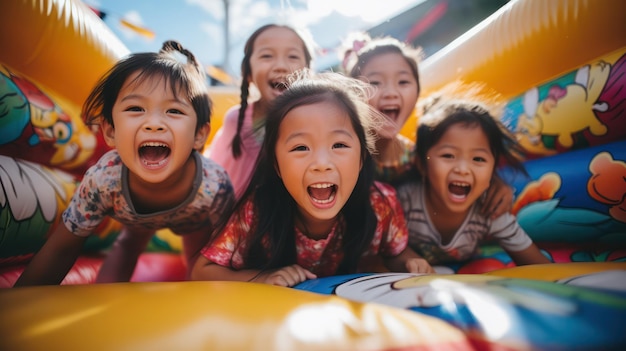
left=102, top=72, right=208, bottom=184
left=423, top=123, right=494, bottom=215
left=359, top=52, right=419, bottom=140
left=275, top=102, right=362, bottom=226
left=249, top=27, right=308, bottom=103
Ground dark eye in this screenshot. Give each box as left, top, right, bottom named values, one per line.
left=441, top=153, right=454, bottom=159
left=289, top=54, right=302, bottom=60
left=369, top=80, right=381, bottom=87
left=291, top=145, right=308, bottom=152
left=333, top=142, right=349, bottom=149
left=399, top=79, right=412, bottom=86
left=167, top=109, right=183, bottom=114
left=474, top=156, right=487, bottom=163
left=126, top=106, right=143, bottom=112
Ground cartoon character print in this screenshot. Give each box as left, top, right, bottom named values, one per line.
left=0, top=155, right=121, bottom=262
left=0, top=66, right=100, bottom=175
left=0, top=155, right=76, bottom=259
left=511, top=172, right=561, bottom=215
left=583, top=53, right=626, bottom=146
left=587, top=151, right=626, bottom=223
left=297, top=272, right=626, bottom=350
left=515, top=59, right=613, bottom=156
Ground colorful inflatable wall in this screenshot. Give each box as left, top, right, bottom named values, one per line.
left=1, top=0, right=626, bottom=349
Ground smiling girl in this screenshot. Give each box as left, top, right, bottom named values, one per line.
left=192, top=72, right=430, bottom=287
left=396, top=97, right=550, bottom=271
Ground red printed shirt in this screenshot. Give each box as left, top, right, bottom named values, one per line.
left=201, top=182, right=408, bottom=277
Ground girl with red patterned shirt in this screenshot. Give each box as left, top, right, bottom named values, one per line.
left=192, top=72, right=432, bottom=287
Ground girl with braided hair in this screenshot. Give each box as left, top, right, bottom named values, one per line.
left=204, top=24, right=314, bottom=198
left=15, top=40, right=235, bottom=286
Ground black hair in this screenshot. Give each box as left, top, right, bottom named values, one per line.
left=416, top=97, right=528, bottom=179
left=344, top=34, right=423, bottom=97
left=230, top=24, right=313, bottom=158
left=83, top=40, right=211, bottom=133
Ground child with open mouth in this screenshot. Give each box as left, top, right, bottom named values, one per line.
left=192, top=72, right=430, bottom=286
left=15, top=40, right=235, bottom=286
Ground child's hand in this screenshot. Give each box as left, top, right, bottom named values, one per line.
left=405, top=258, right=436, bottom=274
left=258, top=264, right=317, bottom=287
left=481, top=176, right=514, bottom=219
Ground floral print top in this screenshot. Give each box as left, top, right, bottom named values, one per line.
left=63, top=149, right=235, bottom=236
left=201, top=181, right=408, bottom=277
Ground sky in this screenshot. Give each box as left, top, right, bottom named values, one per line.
left=84, top=0, right=424, bottom=81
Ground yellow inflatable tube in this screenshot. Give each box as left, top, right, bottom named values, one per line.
left=1, top=282, right=471, bottom=351
left=419, top=0, right=626, bottom=98
left=0, top=0, right=129, bottom=107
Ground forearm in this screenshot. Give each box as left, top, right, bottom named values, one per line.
left=14, top=227, right=85, bottom=286
left=384, top=247, right=419, bottom=272
left=96, top=227, right=154, bottom=283
left=191, top=256, right=261, bottom=282
left=384, top=247, right=435, bottom=274
left=508, top=243, right=551, bottom=265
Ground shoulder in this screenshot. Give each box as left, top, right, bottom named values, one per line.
left=82, top=150, right=123, bottom=181
left=222, top=103, right=254, bottom=124
left=198, top=152, right=234, bottom=187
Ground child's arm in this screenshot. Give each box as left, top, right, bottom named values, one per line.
left=507, top=243, right=551, bottom=265
left=480, top=175, right=514, bottom=219
left=96, top=226, right=154, bottom=283
left=384, top=247, right=435, bottom=274
left=13, top=225, right=86, bottom=286
left=191, top=256, right=316, bottom=287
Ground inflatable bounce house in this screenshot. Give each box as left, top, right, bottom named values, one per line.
left=1, top=0, right=625, bottom=350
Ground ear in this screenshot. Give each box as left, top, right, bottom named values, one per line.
left=194, top=123, right=210, bottom=150
left=101, top=121, right=117, bottom=148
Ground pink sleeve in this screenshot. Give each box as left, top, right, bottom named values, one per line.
left=205, top=105, right=240, bottom=165
left=203, top=104, right=259, bottom=199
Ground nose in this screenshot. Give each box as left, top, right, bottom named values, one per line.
left=273, top=56, right=289, bottom=73
left=310, top=149, right=333, bottom=172
left=143, top=112, right=166, bottom=132
left=453, top=159, right=470, bottom=174
left=380, top=84, right=399, bottom=99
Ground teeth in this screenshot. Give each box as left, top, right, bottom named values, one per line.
left=141, top=142, right=168, bottom=148
left=451, top=182, right=469, bottom=187
left=309, top=183, right=334, bottom=189
left=142, top=159, right=167, bottom=167
left=312, top=194, right=335, bottom=204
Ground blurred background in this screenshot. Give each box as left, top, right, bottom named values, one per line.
left=86, top=0, right=509, bottom=85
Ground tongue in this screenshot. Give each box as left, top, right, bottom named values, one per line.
left=449, top=184, right=468, bottom=196
left=310, top=187, right=332, bottom=200
left=140, top=146, right=169, bottom=162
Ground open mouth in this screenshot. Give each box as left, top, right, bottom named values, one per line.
left=449, top=181, right=470, bottom=199
left=380, top=107, right=400, bottom=122
left=139, top=141, right=170, bottom=167
left=308, top=183, right=337, bottom=204
left=269, top=80, right=288, bottom=92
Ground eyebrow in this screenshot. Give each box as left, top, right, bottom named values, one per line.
left=435, top=144, right=491, bottom=153
left=284, top=128, right=355, bottom=144
left=119, top=94, right=189, bottom=105
left=365, top=69, right=413, bottom=77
